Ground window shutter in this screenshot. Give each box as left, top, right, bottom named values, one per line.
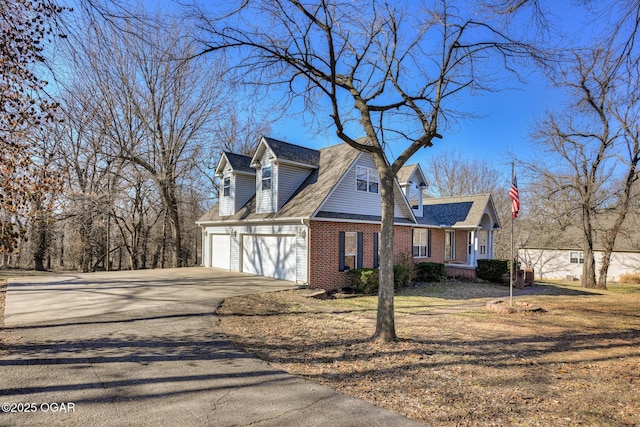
left=373, top=232, right=379, bottom=268
left=339, top=231, right=345, bottom=271
left=427, top=229, right=432, bottom=258
left=357, top=232, right=363, bottom=268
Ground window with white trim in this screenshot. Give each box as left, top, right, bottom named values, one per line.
left=356, top=166, right=379, bottom=193
left=479, top=230, right=488, bottom=255
left=413, top=229, right=431, bottom=257
left=223, top=176, right=231, bottom=197
left=570, top=251, right=584, bottom=264
left=445, top=230, right=455, bottom=261
left=344, top=232, right=357, bottom=270
left=261, top=165, right=272, bottom=191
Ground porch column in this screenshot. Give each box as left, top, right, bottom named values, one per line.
left=468, top=230, right=477, bottom=266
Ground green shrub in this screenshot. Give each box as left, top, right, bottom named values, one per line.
left=346, top=266, right=410, bottom=293
left=476, top=259, right=515, bottom=283
left=346, top=268, right=379, bottom=294
left=414, top=262, right=446, bottom=282
left=393, top=265, right=409, bottom=289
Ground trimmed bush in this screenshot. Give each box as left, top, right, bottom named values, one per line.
left=476, top=259, right=516, bottom=283
left=394, top=265, right=409, bottom=289
left=346, top=266, right=411, bottom=293
left=346, top=268, right=379, bottom=294
left=414, top=262, right=446, bottom=282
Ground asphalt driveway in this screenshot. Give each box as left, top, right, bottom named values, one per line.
left=0, top=268, right=423, bottom=426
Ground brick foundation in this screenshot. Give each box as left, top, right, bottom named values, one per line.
left=445, top=265, right=477, bottom=280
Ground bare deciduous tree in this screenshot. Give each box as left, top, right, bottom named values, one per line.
left=68, top=8, right=227, bottom=268
left=193, top=0, right=545, bottom=341
left=524, top=46, right=639, bottom=289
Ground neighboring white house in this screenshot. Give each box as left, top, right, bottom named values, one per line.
left=518, top=215, right=640, bottom=282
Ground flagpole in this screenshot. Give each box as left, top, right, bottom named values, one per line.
left=510, top=162, right=514, bottom=307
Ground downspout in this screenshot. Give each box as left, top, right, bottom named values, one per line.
left=302, top=218, right=310, bottom=286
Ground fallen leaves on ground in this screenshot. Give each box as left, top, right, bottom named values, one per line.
left=216, top=284, right=640, bottom=426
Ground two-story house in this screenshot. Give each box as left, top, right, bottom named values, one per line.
left=196, top=136, right=501, bottom=290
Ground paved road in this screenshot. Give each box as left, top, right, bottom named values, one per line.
left=0, top=268, right=423, bottom=426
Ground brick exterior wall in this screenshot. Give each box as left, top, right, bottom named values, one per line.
left=414, top=228, right=446, bottom=264
left=308, top=220, right=412, bottom=290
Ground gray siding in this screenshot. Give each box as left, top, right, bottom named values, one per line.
left=277, top=163, right=312, bottom=210
left=256, top=150, right=277, bottom=214
left=202, top=230, right=209, bottom=267
left=320, top=154, right=409, bottom=219
left=235, top=173, right=256, bottom=212
left=219, top=164, right=234, bottom=216
left=296, top=232, right=307, bottom=282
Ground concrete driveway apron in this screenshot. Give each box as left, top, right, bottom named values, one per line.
left=0, top=268, right=423, bottom=427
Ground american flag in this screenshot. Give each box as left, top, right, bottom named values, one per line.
left=509, top=175, right=520, bottom=219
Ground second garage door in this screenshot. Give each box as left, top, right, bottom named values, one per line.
left=242, top=235, right=296, bottom=281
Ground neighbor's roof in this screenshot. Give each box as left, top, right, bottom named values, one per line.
left=418, top=194, right=500, bottom=228
left=520, top=212, right=640, bottom=252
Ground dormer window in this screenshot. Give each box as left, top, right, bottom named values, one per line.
left=261, top=165, right=272, bottom=190
left=356, top=166, right=379, bottom=193
left=223, top=176, right=231, bottom=197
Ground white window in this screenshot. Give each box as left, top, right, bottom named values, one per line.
left=261, top=165, right=272, bottom=191
left=223, top=176, right=231, bottom=197
left=344, top=232, right=357, bottom=270
left=479, top=230, right=488, bottom=255
left=570, top=251, right=584, bottom=264
left=413, top=229, right=430, bottom=257
left=445, top=230, right=455, bottom=261
left=356, top=166, right=379, bottom=193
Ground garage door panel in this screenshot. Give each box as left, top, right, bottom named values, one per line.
left=210, top=234, right=231, bottom=270
left=242, top=235, right=295, bottom=281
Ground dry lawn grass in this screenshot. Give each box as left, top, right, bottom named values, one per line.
left=217, top=281, right=640, bottom=426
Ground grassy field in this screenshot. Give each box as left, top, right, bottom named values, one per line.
left=217, top=281, right=640, bottom=426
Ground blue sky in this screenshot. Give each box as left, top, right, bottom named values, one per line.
left=217, top=0, right=599, bottom=177
left=110, top=0, right=606, bottom=178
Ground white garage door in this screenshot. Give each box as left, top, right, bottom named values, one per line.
left=210, top=234, right=231, bottom=270
left=242, top=235, right=296, bottom=281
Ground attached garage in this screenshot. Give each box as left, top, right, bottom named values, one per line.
left=242, top=234, right=296, bottom=281
left=210, top=234, right=231, bottom=270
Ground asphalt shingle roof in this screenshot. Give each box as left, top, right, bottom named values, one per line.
left=223, top=152, right=254, bottom=173
left=521, top=212, right=640, bottom=252
left=418, top=194, right=498, bottom=228
left=197, top=143, right=358, bottom=223
left=264, top=137, right=321, bottom=166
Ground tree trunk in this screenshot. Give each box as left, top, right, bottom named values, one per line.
left=0, top=279, right=6, bottom=327
left=371, top=166, right=397, bottom=343
left=162, top=183, right=182, bottom=268
left=32, top=216, right=47, bottom=271
left=580, top=206, right=601, bottom=288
